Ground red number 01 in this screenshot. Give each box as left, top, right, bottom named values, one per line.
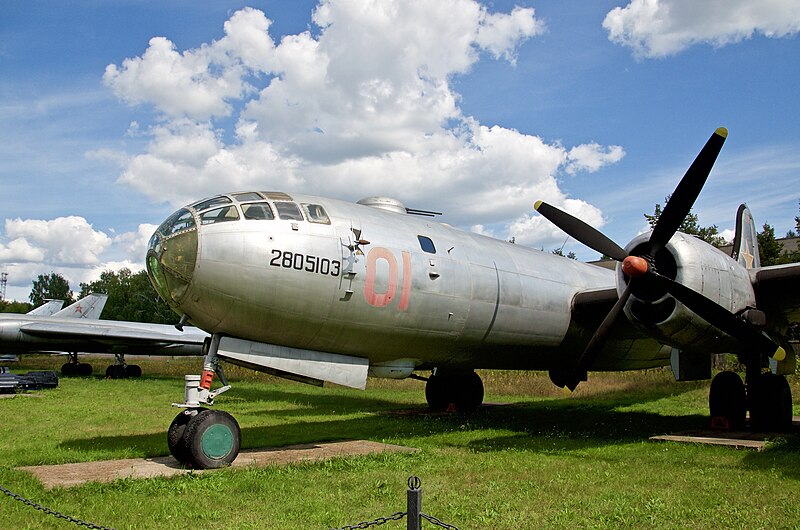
left=364, top=247, right=411, bottom=311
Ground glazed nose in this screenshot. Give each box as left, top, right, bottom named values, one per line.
left=146, top=208, right=198, bottom=306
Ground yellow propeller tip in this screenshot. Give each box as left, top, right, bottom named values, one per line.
left=773, top=347, right=786, bottom=362
left=534, top=200, right=543, bottom=211
left=715, top=127, right=728, bottom=138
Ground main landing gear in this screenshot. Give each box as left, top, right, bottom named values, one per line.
left=60, top=353, right=92, bottom=376
left=709, top=364, right=793, bottom=433
left=105, top=354, right=142, bottom=379
left=169, top=335, right=240, bottom=469
left=425, top=369, right=484, bottom=412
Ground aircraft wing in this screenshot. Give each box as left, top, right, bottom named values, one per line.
left=2, top=317, right=208, bottom=355
left=19, top=321, right=207, bottom=344
left=567, top=286, right=671, bottom=371
left=752, top=262, right=800, bottom=323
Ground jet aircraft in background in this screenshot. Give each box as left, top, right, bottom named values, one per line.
left=145, top=127, right=800, bottom=469
left=0, top=293, right=207, bottom=377
left=0, top=295, right=105, bottom=369
left=0, top=299, right=65, bottom=363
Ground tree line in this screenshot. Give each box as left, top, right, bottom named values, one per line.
left=0, top=268, right=178, bottom=324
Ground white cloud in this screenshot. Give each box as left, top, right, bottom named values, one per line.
left=105, top=1, right=623, bottom=250
left=113, top=224, right=159, bottom=263
left=604, top=0, right=800, bottom=58
left=508, top=198, right=606, bottom=249
left=3, top=217, right=111, bottom=266
left=565, top=143, right=625, bottom=175
left=0, top=220, right=158, bottom=301
left=103, top=34, right=249, bottom=119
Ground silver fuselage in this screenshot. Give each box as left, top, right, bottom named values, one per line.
left=147, top=192, right=667, bottom=372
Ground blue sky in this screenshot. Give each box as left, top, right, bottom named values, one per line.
left=1, top=0, right=799, bottom=301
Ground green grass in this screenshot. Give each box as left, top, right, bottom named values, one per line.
left=1, top=355, right=799, bottom=529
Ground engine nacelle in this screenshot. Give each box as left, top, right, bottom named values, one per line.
left=618, top=232, right=756, bottom=354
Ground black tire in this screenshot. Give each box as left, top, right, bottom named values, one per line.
left=709, top=371, right=746, bottom=430
left=425, top=371, right=484, bottom=412
left=458, top=371, right=484, bottom=412
left=61, top=363, right=76, bottom=376
left=750, top=372, right=793, bottom=433
left=425, top=373, right=449, bottom=411
left=182, top=409, right=241, bottom=469
left=168, top=409, right=205, bottom=465
left=77, top=363, right=93, bottom=377
left=106, top=365, right=125, bottom=379
left=125, top=365, right=142, bottom=378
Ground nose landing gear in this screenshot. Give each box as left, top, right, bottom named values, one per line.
left=168, top=334, right=240, bottom=469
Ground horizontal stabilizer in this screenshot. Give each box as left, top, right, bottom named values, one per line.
left=218, top=337, right=369, bottom=390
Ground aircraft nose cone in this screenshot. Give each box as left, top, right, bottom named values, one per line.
left=146, top=208, right=198, bottom=307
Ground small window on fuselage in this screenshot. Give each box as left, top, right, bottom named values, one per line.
left=274, top=201, right=304, bottom=221
left=302, top=204, right=331, bottom=224
left=418, top=235, right=436, bottom=254
left=242, top=202, right=275, bottom=220
left=199, top=205, right=240, bottom=225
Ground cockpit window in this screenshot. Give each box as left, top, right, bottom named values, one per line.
left=418, top=235, right=436, bottom=254
left=242, top=202, right=275, bottom=220
left=274, top=201, right=304, bottom=221
left=158, top=208, right=195, bottom=236
left=261, top=191, right=294, bottom=201
left=199, top=205, right=240, bottom=225
left=232, top=192, right=264, bottom=202
left=192, top=195, right=232, bottom=212
left=302, top=204, right=330, bottom=224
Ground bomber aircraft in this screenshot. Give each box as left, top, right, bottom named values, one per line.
left=146, top=128, right=800, bottom=469
left=0, top=293, right=207, bottom=377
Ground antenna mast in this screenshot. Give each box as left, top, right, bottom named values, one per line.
left=0, top=272, right=7, bottom=301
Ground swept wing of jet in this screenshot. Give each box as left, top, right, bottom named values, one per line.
left=144, top=128, right=800, bottom=469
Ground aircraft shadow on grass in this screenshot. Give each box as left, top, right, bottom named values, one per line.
left=57, top=383, right=722, bottom=459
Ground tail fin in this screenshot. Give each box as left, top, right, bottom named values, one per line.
left=53, top=293, right=108, bottom=319
left=27, top=299, right=64, bottom=316
left=731, top=204, right=760, bottom=269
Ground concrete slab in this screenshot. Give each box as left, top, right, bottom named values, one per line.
left=20, top=440, right=418, bottom=489
left=650, top=433, right=769, bottom=450
left=650, top=416, right=799, bottom=451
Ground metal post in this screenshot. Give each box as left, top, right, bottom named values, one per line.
left=407, top=476, right=421, bottom=530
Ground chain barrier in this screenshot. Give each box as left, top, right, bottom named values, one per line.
left=330, top=476, right=460, bottom=530
left=420, top=512, right=460, bottom=529
left=4, top=474, right=457, bottom=530
left=331, top=511, right=407, bottom=529
left=0, top=484, right=114, bottom=530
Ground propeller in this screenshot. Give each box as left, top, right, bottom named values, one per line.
left=534, top=128, right=785, bottom=390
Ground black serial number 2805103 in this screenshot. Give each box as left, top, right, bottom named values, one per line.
left=269, top=249, right=341, bottom=276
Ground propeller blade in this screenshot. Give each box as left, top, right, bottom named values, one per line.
left=649, top=127, right=727, bottom=253
left=566, top=283, right=634, bottom=391
left=534, top=201, right=628, bottom=261
left=651, top=273, right=785, bottom=360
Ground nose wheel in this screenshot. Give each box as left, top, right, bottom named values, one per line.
left=168, top=408, right=241, bottom=469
